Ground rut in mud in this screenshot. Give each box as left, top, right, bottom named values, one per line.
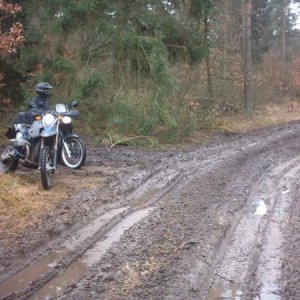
left=1, top=122, right=300, bottom=299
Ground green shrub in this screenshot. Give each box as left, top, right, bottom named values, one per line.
left=77, top=71, right=107, bottom=100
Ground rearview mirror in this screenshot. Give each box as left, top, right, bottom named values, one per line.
left=70, top=100, right=79, bottom=108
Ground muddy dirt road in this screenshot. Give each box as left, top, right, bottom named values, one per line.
left=1, top=122, right=300, bottom=299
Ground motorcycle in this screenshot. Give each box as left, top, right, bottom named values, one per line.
left=1, top=101, right=86, bottom=190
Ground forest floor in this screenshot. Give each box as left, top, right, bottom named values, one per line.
left=1, top=102, right=300, bottom=299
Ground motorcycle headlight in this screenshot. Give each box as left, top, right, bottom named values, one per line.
left=43, top=113, right=55, bottom=127
left=62, top=116, right=72, bottom=124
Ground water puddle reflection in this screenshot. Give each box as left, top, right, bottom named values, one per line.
left=281, top=187, right=289, bottom=195
left=256, top=282, right=281, bottom=300
left=254, top=200, right=268, bottom=216
left=208, top=281, right=243, bottom=299
left=0, top=208, right=127, bottom=299
left=0, top=250, right=66, bottom=298
left=29, top=261, right=89, bottom=300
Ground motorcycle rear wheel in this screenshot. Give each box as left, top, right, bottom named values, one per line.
left=40, top=146, right=54, bottom=190
left=61, top=136, right=86, bottom=169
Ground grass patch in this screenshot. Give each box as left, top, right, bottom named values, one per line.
left=0, top=173, right=67, bottom=242
left=0, top=127, right=7, bottom=141
left=170, top=99, right=300, bottom=147
left=0, top=168, right=104, bottom=246
left=213, top=101, right=300, bottom=134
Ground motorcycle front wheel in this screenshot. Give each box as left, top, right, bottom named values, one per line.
left=40, top=146, right=54, bottom=190
left=61, top=136, right=86, bottom=169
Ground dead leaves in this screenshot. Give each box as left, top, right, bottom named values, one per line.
left=0, top=1, right=25, bottom=55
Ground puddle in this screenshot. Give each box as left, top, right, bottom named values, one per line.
left=254, top=200, right=268, bottom=216
left=256, top=282, right=281, bottom=300
left=281, top=187, right=289, bottom=195
left=254, top=164, right=300, bottom=300
left=0, top=251, right=66, bottom=298
left=0, top=207, right=126, bottom=299
left=255, top=203, right=286, bottom=300
left=63, top=207, right=127, bottom=251
left=29, top=261, right=89, bottom=300
left=207, top=158, right=300, bottom=298
left=208, top=281, right=243, bottom=299
left=30, top=207, right=154, bottom=299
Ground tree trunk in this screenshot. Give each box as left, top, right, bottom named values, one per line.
left=243, top=0, right=253, bottom=112
left=281, top=0, right=289, bottom=96
left=113, top=0, right=130, bottom=81
left=282, top=0, right=288, bottom=63
left=222, top=0, right=230, bottom=78
left=204, top=15, right=213, bottom=108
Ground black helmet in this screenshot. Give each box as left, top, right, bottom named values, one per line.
left=36, top=82, right=53, bottom=97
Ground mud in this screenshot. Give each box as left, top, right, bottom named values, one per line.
left=1, top=122, right=300, bottom=299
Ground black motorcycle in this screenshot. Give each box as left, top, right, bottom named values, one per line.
left=1, top=101, right=86, bottom=189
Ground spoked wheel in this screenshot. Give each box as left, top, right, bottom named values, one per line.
left=40, top=146, right=54, bottom=190
left=1, top=146, right=19, bottom=173
left=61, top=136, right=86, bottom=169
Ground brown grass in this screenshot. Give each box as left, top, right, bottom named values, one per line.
left=0, top=168, right=104, bottom=245
left=0, top=127, right=6, bottom=141
left=214, top=100, right=300, bottom=134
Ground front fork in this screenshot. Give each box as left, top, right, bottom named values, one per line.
left=62, top=139, right=72, bottom=157
left=53, top=132, right=59, bottom=169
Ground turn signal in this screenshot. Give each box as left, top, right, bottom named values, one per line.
left=35, top=115, right=42, bottom=120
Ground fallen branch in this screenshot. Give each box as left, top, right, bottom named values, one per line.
left=173, top=240, right=197, bottom=253
left=106, top=132, right=157, bottom=148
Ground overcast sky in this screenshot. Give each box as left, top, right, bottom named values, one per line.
left=290, top=1, right=300, bottom=29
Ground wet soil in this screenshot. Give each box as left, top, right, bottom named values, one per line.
left=1, top=122, right=300, bottom=299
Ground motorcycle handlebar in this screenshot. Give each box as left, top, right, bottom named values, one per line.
left=61, top=109, right=79, bottom=118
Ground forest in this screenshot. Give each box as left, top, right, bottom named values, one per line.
left=0, top=0, right=300, bottom=144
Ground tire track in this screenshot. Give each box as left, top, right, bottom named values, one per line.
left=207, top=156, right=300, bottom=299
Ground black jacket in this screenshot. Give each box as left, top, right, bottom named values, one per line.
left=28, top=95, right=49, bottom=112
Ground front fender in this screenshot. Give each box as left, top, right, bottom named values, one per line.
left=63, top=133, right=80, bottom=140
left=58, top=134, right=81, bottom=149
